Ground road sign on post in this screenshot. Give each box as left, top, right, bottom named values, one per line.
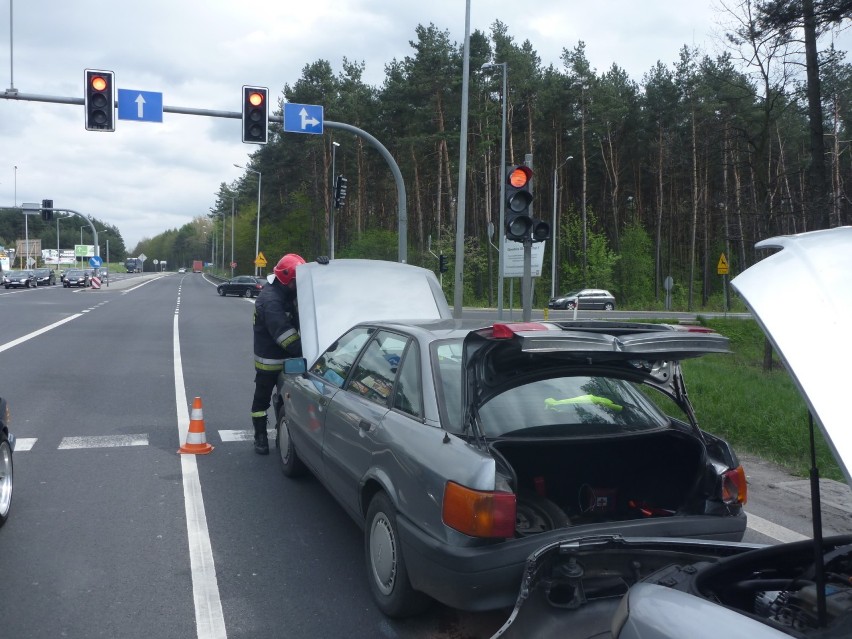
left=117, top=89, right=163, bottom=122
left=717, top=253, right=729, bottom=275
left=283, top=103, right=323, bottom=134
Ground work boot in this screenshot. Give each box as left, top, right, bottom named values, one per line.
left=252, top=416, right=269, bottom=455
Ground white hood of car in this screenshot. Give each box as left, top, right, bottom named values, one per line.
left=295, top=259, right=453, bottom=367
left=731, top=226, right=852, bottom=485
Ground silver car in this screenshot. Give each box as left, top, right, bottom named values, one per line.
left=493, top=227, right=852, bottom=639
left=273, top=259, right=747, bottom=617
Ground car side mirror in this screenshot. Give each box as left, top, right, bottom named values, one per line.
left=283, top=358, right=307, bottom=375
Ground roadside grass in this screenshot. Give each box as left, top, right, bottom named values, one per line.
left=681, top=318, right=843, bottom=481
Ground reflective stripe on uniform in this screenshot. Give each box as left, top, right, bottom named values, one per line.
left=251, top=411, right=267, bottom=418
left=276, top=328, right=299, bottom=349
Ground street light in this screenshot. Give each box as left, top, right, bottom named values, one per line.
left=481, top=61, right=507, bottom=318
left=79, top=225, right=87, bottom=268
left=330, top=141, right=340, bottom=259
left=234, top=163, right=262, bottom=276
left=230, top=194, right=235, bottom=278
left=551, top=155, right=574, bottom=298
left=98, top=229, right=109, bottom=287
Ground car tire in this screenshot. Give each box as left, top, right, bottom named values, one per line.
left=604, top=303, right=615, bottom=311
left=276, top=412, right=305, bottom=478
left=365, top=492, right=431, bottom=618
left=0, top=436, right=12, bottom=528
left=566, top=302, right=576, bottom=310
left=218, top=288, right=225, bottom=296
left=242, top=289, right=251, bottom=298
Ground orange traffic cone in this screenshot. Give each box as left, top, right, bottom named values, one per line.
left=178, top=396, right=214, bottom=455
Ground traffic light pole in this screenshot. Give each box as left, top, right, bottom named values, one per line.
left=522, top=154, right=534, bottom=321
left=1, top=91, right=410, bottom=264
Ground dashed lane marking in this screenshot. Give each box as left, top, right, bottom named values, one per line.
left=58, top=434, right=149, bottom=449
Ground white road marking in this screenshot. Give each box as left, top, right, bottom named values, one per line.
left=13, top=437, right=37, bottom=451
left=0, top=313, right=83, bottom=354
left=745, top=511, right=809, bottom=543
left=58, top=434, right=148, bottom=449
left=218, top=429, right=276, bottom=442
left=173, top=294, right=227, bottom=639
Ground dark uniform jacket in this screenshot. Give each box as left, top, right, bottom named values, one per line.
left=253, top=279, right=301, bottom=373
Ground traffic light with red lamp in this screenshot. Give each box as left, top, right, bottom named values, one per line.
left=84, top=69, right=115, bottom=132
left=242, top=86, right=269, bottom=144
left=439, top=254, right=448, bottom=273
left=504, top=165, right=550, bottom=242
left=41, top=199, right=53, bottom=222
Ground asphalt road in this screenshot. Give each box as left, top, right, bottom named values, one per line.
left=0, top=275, right=847, bottom=638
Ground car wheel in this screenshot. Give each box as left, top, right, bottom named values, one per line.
left=365, top=492, right=431, bottom=618
left=0, top=437, right=12, bottom=527
left=242, top=289, right=251, bottom=298
left=218, top=288, right=225, bottom=296
left=566, top=301, right=576, bottom=310
left=276, top=412, right=305, bottom=478
left=604, top=302, right=615, bottom=311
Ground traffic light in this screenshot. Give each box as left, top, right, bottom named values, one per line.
left=439, top=254, right=448, bottom=273
left=84, top=69, right=115, bottom=132
left=242, top=86, right=269, bottom=144
left=41, top=199, right=53, bottom=222
left=505, top=165, right=534, bottom=242
left=334, top=175, right=348, bottom=209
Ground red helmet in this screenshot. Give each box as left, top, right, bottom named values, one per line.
left=273, top=253, right=306, bottom=285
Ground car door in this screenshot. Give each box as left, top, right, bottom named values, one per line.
left=322, top=329, right=410, bottom=517
left=287, top=327, right=374, bottom=477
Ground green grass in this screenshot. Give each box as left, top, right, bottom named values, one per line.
left=681, top=318, right=843, bottom=481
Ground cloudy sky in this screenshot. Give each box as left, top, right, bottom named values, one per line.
left=0, top=0, right=847, bottom=250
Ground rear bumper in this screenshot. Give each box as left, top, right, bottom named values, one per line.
left=397, top=510, right=747, bottom=612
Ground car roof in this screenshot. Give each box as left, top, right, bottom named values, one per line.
left=296, top=259, right=453, bottom=366
left=732, top=226, right=852, bottom=485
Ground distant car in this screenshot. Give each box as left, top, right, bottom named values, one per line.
left=178, top=267, right=187, bottom=273
left=33, top=268, right=57, bottom=286
left=0, top=395, right=12, bottom=528
left=3, top=270, right=37, bottom=289
left=217, top=275, right=264, bottom=298
left=548, top=288, right=616, bottom=310
left=91, top=268, right=108, bottom=282
left=63, top=269, right=89, bottom=288
left=272, top=259, right=746, bottom=616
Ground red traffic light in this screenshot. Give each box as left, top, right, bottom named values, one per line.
left=90, top=75, right=107, bottom=91
left=248, top=91, right=264, bottom=107
left=507, top=165, right=532, bottom=188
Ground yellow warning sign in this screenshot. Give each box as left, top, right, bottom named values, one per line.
left=717, top=253, right=729, bottom=275
left=255, top=252, right=267, bottom=268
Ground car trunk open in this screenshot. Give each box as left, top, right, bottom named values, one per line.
left=490, top=428, right=709, bottom=535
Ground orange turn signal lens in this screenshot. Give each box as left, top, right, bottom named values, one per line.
left=721, top=465, right=747, bottom=505
left=442, top=481, right=516, bottom=538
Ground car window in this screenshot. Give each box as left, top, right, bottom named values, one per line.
left=434, top=341, right=464, bottom=432
left=392, top=342, right=422, bottom=418
left=310, top=327, right=373, bottom=388
left=479, top=376, right=670, bottom=437
left=346, top=330, right=408, bottom=407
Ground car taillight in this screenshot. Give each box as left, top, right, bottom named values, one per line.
left=492, top=322, right=549, bottom=339
left=442, top=481, right=516, bottom=538
left=721, top=465, right=747, bottom=505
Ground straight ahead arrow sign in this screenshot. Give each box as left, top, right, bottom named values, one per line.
left=118, top=89, right=163, bottom=123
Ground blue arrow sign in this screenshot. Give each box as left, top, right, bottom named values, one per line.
left=89, top=255, right=103, bottom=267
left=283, top=102, right=323, bottom=134
left=117, top=89, right=163, bottom=122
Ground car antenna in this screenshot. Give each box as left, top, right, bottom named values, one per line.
left=807, top=411, right=828, bottom=627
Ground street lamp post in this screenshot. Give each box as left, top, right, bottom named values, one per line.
left=480, top=61, right=507, bottom=319
left=551, top=156, right=574, bottom=298
left=98, top=229, right=109, bottom=287
left=234, top=164, right=262, bottom=276
left=79, top=225, right=86, bottom=269
left=230, top=196, right=235, bottom=278
left=330, top=141, right=340, bottom=259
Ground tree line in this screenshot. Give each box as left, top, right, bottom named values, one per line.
left=136, top=1, right=852, bottom=310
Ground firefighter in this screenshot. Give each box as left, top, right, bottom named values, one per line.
left=250, top=253, right=306, bottom=454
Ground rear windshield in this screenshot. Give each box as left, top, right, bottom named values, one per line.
left=434, top=342, right=670, bottom=437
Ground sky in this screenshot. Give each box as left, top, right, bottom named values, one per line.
left=0, top=0, right=847, bottom=251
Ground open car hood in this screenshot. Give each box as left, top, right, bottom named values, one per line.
left=731, top=226, right=852, bottom=486
left=295, top=259, right=452, bottom=367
